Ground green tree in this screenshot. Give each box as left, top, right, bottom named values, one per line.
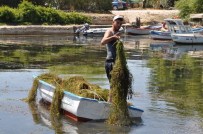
left=0, top=0, right=22, bottom=7
left=176, top=0, right=203, bottom=19
left=192, top=0, right=203, bottom=13
left=175, top=0, right=193, bottom=18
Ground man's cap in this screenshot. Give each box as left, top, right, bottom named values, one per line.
left=113, top=15, right=124, bottom=21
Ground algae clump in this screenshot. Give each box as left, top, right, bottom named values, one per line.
left=63, top=76, right=108, bottom=101
left=107, top=40, right=133, bottom=126
left=25, top=73, right=62, bottom=103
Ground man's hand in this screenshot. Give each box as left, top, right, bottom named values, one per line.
left=113, top=32, right=121, bottom=40
left=101, top=30, right=121, bottom=45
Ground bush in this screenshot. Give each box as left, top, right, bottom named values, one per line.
left=18, top=1, right=39, bottom=23
left=16, top=1, right=91, bottom=25
left=0, top=1, right=91, bottom=25
left=175, top=0, right=203, bottom=19
left=65, top=12, right=91, bottom=24
left=192, top=0, right=203, bottom=13
left=0, top=6, right=16, bottom=23
left=175, top=0, right=193, bottom=18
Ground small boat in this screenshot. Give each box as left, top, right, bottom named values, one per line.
left=165, top=19, right=203, bottom=44
left=150, top=25, right=203, bottom=40
left=126, top=25, right=162, bottom=35
left=83, top=27, right=124, bottom=36
left=191, top=27, right=203, bottom=33
left=171, top=33, right=203, bottom=44
left=150, top=30, right=171, bottom=40
left=37, top=77, right=144, bottom=122
left=74, top=23, right=124, bottom=36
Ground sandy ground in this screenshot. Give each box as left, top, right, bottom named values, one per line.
left=111, top=9, right=179, bottom=24
left=84, top=9, right=179, bottom=25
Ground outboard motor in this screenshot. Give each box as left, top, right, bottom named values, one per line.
left=74, top=23, right=90, bottom=35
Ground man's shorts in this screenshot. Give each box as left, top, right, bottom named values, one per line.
left=105, top=59, right=115, bottom=81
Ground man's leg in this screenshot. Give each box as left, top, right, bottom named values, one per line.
left=105, top=61, right=114, bottom=102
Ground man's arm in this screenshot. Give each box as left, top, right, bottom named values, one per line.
left=101, top=30, right=120, bottom=45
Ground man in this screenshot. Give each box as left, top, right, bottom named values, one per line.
left=101, top=15, right=124, bottom=81
left=101, top=15, right=124, bottom=102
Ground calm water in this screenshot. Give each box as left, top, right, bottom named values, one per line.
left=0, top=34, right=203, bottom=134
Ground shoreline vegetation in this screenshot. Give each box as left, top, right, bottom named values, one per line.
left=0, top=9, right=179, bottom=35
left=0, top=0, right=202, bottom=35
left=0, top=1, right=91, bottom=25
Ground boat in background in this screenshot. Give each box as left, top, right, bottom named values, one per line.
left=164, top=19, right=203, bottom=44
left=126, top=25, right=162, bottom=35
left=150, top=23, right=203, bottom=40
left=150, top=30, right=171, bottom=40
left=83, top=27, right=124, bottom=36
left=36, top=77, right=144, bottom=122
left=74, top=23, right=124, bottom=36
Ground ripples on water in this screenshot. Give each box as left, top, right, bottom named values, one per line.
left=0, top=34, right=203, bottom=134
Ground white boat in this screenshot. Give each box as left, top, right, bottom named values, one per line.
left=150, top=26, right=203, bottom=40
left=83, top=28, right=109, bottom=35
left=150, top=30, right=171, bottom=40
left=126, top=25, right=162, bottom=35
left=165, top=19, right=203, bottom=44
left=83, top=27, right=124, bottom=36
left=36, top=99, right=78, bottom=133
left=37, top=78, right=144, bottom=121
left=74, top=23, right=124, bottom=36
left=171, top=33, right=203, bottom=44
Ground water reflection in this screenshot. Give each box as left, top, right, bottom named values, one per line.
left=28, top=99, right=142, bottom=134
left=0, top=35, right=106, bottom=69
left=147, top=42, right=203, bottom=117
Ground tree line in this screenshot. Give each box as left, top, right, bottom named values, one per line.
left=0, top=0, right=112, bottom=12
left=0, top=1, right=91, bottom=25
left=0, top=0, right=202, bottom=19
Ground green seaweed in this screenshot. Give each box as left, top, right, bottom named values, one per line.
left=107, top=41, right=133, bottom=126
left=24, top=73, right=62, bottom=103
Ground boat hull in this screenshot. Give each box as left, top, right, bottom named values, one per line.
left=150, top=30, right=172, bottom=40
left=37, top=79, right=144, bottom=121
left=126, top=26, right=162, bottom=35
left=83, top=27, right=124, bottom=36
left=150, top=28, right=203, bottom=40
left=171, top=33, right=203, bottom=44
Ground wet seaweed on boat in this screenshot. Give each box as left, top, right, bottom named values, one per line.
left=62, top=76, right=108, bottom=101
left=24, top=78, right=39, bottom=102
left=50, top=86, right=64, bottom=117
left=24, top=73, right=62, bottom=103
left=26, top=73, right=109, bottom=117
left=107, top=40, right=133, bottom=126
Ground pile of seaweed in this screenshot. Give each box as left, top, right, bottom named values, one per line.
left=25, top=73, right=108, bottom=116
left=107, top=40, right=133, bottom=126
